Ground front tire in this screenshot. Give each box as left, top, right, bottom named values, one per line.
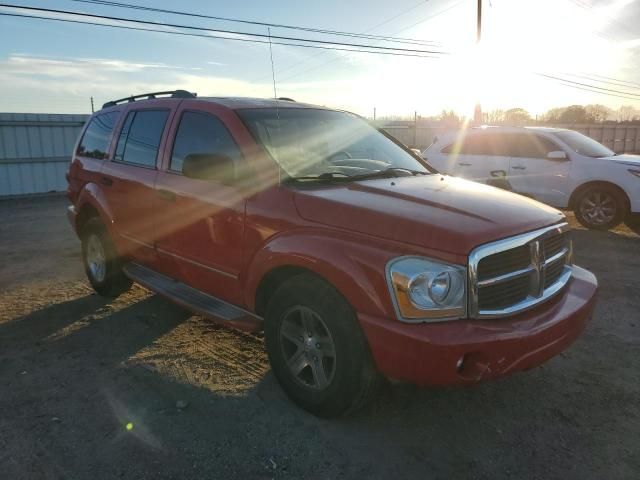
left=574, top=185, right=626, bottom=230
left=81, top=218, right=132, bottom=297
left=264, top=274, right=380, bottom=417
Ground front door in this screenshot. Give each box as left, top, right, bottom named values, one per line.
left=154, top=106, right=247, bottom=305
left=507, top=133, right=571, bottom=207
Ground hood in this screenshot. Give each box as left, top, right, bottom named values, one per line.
left=293, top=175, right=565, bottom=255
left=607, top=154, right=640, bottom=167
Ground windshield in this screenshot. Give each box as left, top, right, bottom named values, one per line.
left=552, top=130, right=615, bottom=158
left=237, top=108, right=431, bottom=179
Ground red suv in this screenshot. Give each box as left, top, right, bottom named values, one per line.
left=67, top=90, right=598, bottom=417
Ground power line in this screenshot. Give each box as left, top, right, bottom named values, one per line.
left=537, top=73, right=640, bottom=98
left=0, top=4, right=450, bottom=56
left=536, top=73, right=640, bottom=101
left=270, top=0, right=465, bottom=85
left=248, top=0, right=445, bottom=85
left=0, top=12, right=444, bottom=59
left=586, top=73, right=640, bottom=89
left=69, top=0, right=445, bottom=47
left=561, top=73, right=640, bottom=93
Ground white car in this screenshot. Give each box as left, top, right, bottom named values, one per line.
left=422, top=126, right=640, bottom=230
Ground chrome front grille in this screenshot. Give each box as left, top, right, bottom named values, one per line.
left=468, top=223, right=572, bottom=318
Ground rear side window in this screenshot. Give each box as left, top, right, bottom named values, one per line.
left=170, top=111, right=242, bottom=173
left=114, top=110, right=169, bottom=167
left=77, top=112, right=118, bottom=159
left=442, top=134, right=489, bottom=155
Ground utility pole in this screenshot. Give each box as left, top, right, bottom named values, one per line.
left=414, top=111, right=418, bottom=147
left=473, top=0, right=483, bottom=125
left=373, top=107, right=376, bottom=121
left=90, top=96, right=95, bottom=113
left=477, top=0, right=482, bottom=44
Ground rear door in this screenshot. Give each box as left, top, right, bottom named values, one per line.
left=468, top=132, right=512, bottom=184
left=100, top=105, right=174, bottom=266
left=153, top=104, right=247, bottom=305
left=438, top=133, right=488, bottom=179
left=506, top=133, right=571, bottom=207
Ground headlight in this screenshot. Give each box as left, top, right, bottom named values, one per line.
left=386, top=256, right=467, bottom=322
left=629, top=169, right=640, bottom=178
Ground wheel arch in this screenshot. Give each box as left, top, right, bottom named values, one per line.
left=244, top=230, right=401, bottom=320
left=76, top=203, right=101, bottom=234
left=568, top=180, right=631, bottom=212
left=74, top=183, right=116, bottom=235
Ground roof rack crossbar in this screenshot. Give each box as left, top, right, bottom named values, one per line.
left=102, top=90, right=196, bottom=109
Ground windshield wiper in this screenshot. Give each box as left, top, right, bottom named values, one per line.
left=286, top=168, right=428, bottom=184
left=348, top=167, right=428, bottom=181
left=286, top=172, right=350, bottom=182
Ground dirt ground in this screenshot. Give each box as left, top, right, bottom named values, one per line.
left=0, top=194, right=639, bottom=480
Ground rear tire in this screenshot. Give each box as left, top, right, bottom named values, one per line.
left=81, top=218, right=132, bottom=297
left=264, top=274, right=380, bottom=417
left=573, top=185, right=626, bottom=231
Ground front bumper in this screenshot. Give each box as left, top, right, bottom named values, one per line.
left=359, top=265, right=597, bottom=385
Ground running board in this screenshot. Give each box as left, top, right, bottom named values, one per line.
left=123, top=263, right=262, bottom=332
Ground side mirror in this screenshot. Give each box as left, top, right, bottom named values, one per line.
left=547, top=150, right=568, bottom=160
left=183, top=153, right=235, bottom=183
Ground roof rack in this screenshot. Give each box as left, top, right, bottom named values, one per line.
left=102, top=90, right=196, bottom=109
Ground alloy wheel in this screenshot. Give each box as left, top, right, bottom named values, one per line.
left=580, top=191, right=617, bottom=226
left=86, top=234, right=107, bottom=283
left=279, top=306, right=337, bottom=390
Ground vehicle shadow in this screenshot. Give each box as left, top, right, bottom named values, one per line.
left=0, top=284, right=633, bottom=479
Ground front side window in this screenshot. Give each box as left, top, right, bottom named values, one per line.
left=508, top=133, right=560, bottom=158
left=170, top=111, right=242, bottom=173
left=114, top=110, right=169, bottom=167
left=77, top=112, right=118, bottom=159
left=237, top=108, right=430, bottom=179
left=552, top=130, right=614, bottom=158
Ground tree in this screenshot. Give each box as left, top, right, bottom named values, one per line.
left=585, top=104, right=612, bottom=123
left=559, top=105, right=588, bottom=123
left=617, top=105, right=640, bottom=122
left=503, top=108, right=531, bottom=125
left=541, top=107, right=566, bottom=123
left=485, top=109, right=505, bottom=124
left=439, top=109, right=461, bottom=126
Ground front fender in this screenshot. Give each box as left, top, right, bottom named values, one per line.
left=243, top=228, right=463, bottom=319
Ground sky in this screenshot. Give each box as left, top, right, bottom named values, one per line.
left=0, top=0, right=639, bottom=117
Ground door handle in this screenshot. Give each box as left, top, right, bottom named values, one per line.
left=459, top=162, right=472, bottom=166
left=512, top=166, right=527, bottom=170
left=100, top=176, right=113, bottom=186
left=156, top=189, right=176, bottom=202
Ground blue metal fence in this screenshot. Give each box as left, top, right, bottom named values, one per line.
left=0, top=113, right=88, bottom=196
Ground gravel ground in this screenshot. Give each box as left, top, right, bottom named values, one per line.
left=0, top=194, right=639, bottom=480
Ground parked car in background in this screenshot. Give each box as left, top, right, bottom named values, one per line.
left=422, top=126, right=640, bottom=231
left=67, top=92, right=597, bottom=417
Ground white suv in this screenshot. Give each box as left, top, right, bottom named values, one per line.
left=422, top=126, right=640, bottom=230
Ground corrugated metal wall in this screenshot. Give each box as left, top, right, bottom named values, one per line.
left=381, top=123, right=640, bottom=152
left=0, top=113, right=88, bottom=196
left=1, top=112, right=639, bottom=196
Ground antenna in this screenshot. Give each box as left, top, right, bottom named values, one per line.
left=268, top=27, right=278, bottom=100
left=267, top=27, right=282, bottom=185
